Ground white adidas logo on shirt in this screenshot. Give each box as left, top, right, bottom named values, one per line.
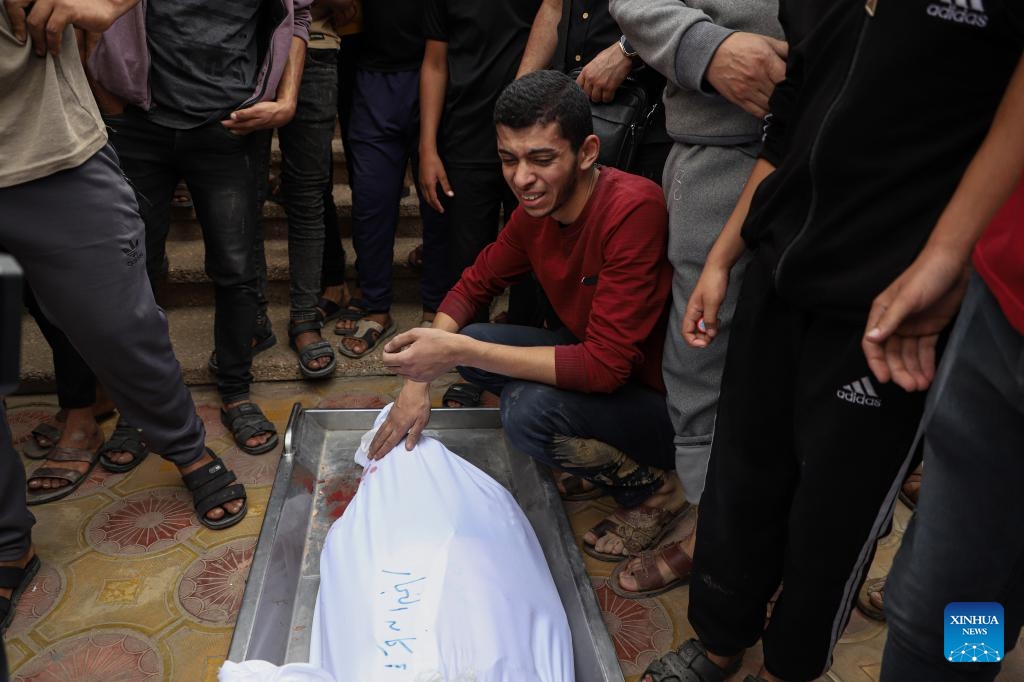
left=836, top=376, right=882, bottom=408
left=927, top=0, right=989, bottom=27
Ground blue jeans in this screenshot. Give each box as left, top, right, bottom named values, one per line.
left=457, top=323, right=676, bottom=507
left=276, top=47, right=339, bottom=323
left=882, top=275, right=1024, bottom=682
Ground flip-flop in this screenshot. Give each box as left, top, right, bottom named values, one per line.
left=26, top=444, right=101, bottom=505
left=0, top=554, right=41, bottom=634
left=583, top=502, right=691, bottom=563
left=337, top=318, right=397, bottom=359
left=609, top=542, right=693, bottom=599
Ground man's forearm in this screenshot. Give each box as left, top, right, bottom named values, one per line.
left=706, top=157, right=775, bottom=270
left=460, top=339, right=557, bottom=386
left=517, top=0, right=562, bottom=77
left=419, top=40, right=448, bottom=156
left=276, top=36, right=307, bottom=113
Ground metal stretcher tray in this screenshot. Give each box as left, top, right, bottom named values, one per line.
left=229, top=404, right=623, bottom=682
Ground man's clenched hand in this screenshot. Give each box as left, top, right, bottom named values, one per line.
left=705, top=32, right=788, bottom=119
left=6, top=0, right=136, bottom=56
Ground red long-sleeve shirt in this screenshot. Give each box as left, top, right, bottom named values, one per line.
left=438, top=167, right=671, bottom=394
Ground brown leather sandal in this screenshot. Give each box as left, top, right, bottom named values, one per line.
left=609, top=541, right=693, bottom=599
left=583, top=502, right=691, bottom=562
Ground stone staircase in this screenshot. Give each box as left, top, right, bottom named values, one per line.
left=17, top=132, right=432, bottom=392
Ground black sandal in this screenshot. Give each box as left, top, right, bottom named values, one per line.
left=21, top=421, right=62, bottom=460
left=289, top=320, right=337, bottom=379
left=220, top=402, right=279, bottom=455
left=208, top=317, right=277, bottom=372
left=641, top=639, right=742, bottom=682
left=98, top=419, right=150, bottom=473
left=333, top=297, right=371, bottom=336
left=0, top=554, right=41, bottom=633
left=182, top=450, right=247, bottom=530
left=442, top=383, right=483, bottom=408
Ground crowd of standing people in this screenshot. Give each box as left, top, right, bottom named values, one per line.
left=1, top=0, right=1022, bottom=680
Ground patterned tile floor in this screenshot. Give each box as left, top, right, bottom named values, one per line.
left=4, top=376, right=1022, bottom=681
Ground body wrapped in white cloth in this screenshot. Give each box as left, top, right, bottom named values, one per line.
left=221, top=405, right=574, bottom=682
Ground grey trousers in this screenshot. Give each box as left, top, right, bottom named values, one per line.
left=0, top=144, right=207, bottom=555
left=661, top=142, right=757, bottom=505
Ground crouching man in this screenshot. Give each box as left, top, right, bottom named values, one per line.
left=369, top=70, right=689, bottom=561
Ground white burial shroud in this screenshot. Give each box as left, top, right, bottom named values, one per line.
left=220, top=403, right=575, bottom=682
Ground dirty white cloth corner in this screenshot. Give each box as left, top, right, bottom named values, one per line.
left=221, top=403, right=574, bottom=682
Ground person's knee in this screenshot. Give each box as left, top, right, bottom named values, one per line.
left=500, top=381, right=561, bottom=457
left=460, top=323, right=497, bottom=343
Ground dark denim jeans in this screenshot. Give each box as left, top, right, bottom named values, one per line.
left=457, top=323, right=676, bottom=507
left=882, top=275, right=1024, bottom=682
left=105, top=109, right=262, bottom=403
left=275, top=47, right=338, bottom=322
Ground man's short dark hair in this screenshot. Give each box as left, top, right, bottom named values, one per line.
left=494, top=70, right=593, bottom=151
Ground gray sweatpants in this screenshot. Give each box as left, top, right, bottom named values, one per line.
left=0, top=145, right=206, bottom=555
left=661, top=142, right=756, bottom=505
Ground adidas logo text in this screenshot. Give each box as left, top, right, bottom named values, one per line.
left=927, top=0, right=988, bottom=27
left=836, top=376, right=882, bottom=408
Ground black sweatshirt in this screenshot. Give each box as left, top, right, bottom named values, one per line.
left=742, top=0, right=1023, bottom=320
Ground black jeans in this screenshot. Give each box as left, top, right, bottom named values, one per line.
left=274, top=47, right=338, bottom=323
left=105, top=109, right=262, bottom=403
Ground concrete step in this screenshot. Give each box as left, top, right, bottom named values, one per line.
left=162, top=235, right=423, bottom=288
left=18, top=301, right=434, bottom=392
left=167, top=183, right=424, bottom=241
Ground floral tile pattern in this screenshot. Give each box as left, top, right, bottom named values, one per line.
left=6, top=379, right=1024, bottom=682
left=178, top=538, right=256, bottom=624
left=86, top=489, right=199, bottom=555
left=13, top=631, right=162, bottom=681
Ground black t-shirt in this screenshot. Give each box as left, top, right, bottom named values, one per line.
left=424, top=0, right=541, bottom=166
left=360, top=0, right=425, bottom=72
left=146, top=0, right=262, bottom=129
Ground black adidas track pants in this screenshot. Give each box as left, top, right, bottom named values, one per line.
left=688, top=257, right=927, bottom=681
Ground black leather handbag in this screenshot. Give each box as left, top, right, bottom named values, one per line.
left=572, top=70, right=657, bottom=172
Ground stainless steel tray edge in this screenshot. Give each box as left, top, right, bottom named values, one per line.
left=229, top=404, right=625, bottom=682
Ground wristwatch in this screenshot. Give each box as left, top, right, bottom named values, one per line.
left=618, top=35, right=639, bottom=59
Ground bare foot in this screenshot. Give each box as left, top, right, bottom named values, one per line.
left=583, top=472, right=687, bottom=558
left=178, top=452, right=245, bottom=522
left=339, top=312, right=392, bottom=355
left=26, top=408, right=102, bottom=491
